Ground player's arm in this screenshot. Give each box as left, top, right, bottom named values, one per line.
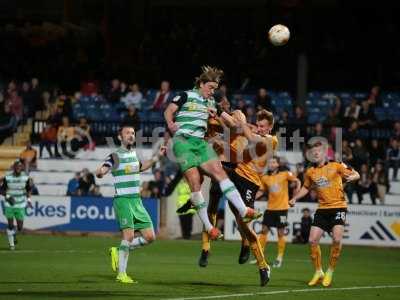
left=25, top=178, right=33, bottom=208
left=164, top=92, right=187, bottom=134
left=287, top=171, right=301, bottom=194
left=140, top=146, right=167, bottom=171
left=338, top=162, right=360, bottom=182
left=289, top=171, right=311, bottom=206
left=1, top=178, right=15, bottom=206
left=96, top=154, right=114, bottom=178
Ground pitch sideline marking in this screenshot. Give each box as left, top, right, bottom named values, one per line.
left=166, top=285, right=400, bottom=300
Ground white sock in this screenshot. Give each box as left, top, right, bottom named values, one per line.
left=6, top=229, right=15, bottom=247
left=118, top=240, right=130, bottom=274
left=191, top=192, right=213, bottom=231
left=129, top=237, right=148, bottom=250
left=219, top=178, right=247, bottom=217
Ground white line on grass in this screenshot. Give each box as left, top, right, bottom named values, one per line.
left=165, top=285, right=400, bottom=300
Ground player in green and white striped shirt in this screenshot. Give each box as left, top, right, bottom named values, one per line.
left=164, top=66, right=261, bottom=240
left=1, top=160, right=33, bottom=250
left=96, top=126, right=166, bottom=284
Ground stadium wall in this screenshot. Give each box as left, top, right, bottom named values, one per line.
left=224, top=202, right=400, bottom=247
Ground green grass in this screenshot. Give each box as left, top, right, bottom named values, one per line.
left=1, top=235, right=399, bottom=300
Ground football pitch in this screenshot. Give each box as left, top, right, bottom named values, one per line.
left=1, top=235, right=399, bottom=300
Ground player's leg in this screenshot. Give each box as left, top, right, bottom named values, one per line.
left=231, top=207, right=270, bottom=286
left=6, top=216, right=15, bottom=250
left=322, top=209, right=347, bottom=287
left=129, top=200, right=156, bottom=250
left=237, top=226, right=250, bottom=264
left=14, top=208, right=25, bottom=246
left=273, top=227, right=286, bottom=268
left=184, top=168, right=220, bottom=239
left=200, top=159, right=260, bottom=221
left=308, top=226, right=325, bottom=286
left=259, top=223, right=270, bottom=252
left=111, top=197, right=137, bottom=283
left=199, top=179, right=221, bottom=267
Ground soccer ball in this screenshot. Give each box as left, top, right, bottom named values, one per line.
left=268, top=24, right=290, bottom=46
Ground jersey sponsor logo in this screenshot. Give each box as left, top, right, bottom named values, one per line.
left=314, top=176, right=330, bottom=188
left=270, top=183, right=280, bottom=193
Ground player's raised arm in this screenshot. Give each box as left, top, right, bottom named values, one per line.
left=287, top=171, right=301, bottom=194
left=140, top=146, right=166, bottom=171
left=96, top=153, right=114, bottom=178
left=289, top=170, right=311, bottom=206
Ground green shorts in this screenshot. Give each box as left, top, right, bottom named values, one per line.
left=5, top=207, right=25, bottom=220
left=113, top=196, right=153, bottom=230
left=172, top=136, right=218, bottom=172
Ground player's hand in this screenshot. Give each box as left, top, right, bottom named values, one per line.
left=27, top=198, right=33, bottom=209
left=158, top=146, right=167, bottom=157
left=232, top=110, right=246, bottom=124
left=207, top=107, right=217, bottom=118
left=5, top=196, right=15, bottom=206
left=167, top=122, right=179, bottom=134
left=289, top=198, right=296, bottom=207
left=95, top=169, right=103, bottom=179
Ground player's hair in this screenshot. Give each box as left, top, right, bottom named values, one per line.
left=256, top=109, right=274, bottom=125
left=118, top=124, right=135, bottom=135
left=195, top=66, right=224, bottom=87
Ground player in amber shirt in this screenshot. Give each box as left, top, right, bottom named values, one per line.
left=289, top=141, right=359, bottom=287
left=199, top=108, right=277, bottom=287
left=255, top=156, right=300, bottom=268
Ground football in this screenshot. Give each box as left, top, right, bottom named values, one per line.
left=268, top=24, right=290, bottom=46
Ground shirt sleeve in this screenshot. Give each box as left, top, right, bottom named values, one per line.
left=170, top=92, right=188, bottom=109
left=337, top=162, right=353, bottom=177
left=286, top=171, right=297, bottom=182
left=0, top=178, right=7, bottom=194
left=103, top=154, right=115, bottom=168
left=303, top=169, right=312, bottom=189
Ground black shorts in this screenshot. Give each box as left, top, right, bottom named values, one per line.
left=226, top=169, right=259, bottom=208
left=262, top=210, right=288, bottom=228
left=312, top=208, right=347, bottom=233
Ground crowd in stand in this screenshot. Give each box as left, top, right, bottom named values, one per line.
left=1, top=77, right=399, bottom=205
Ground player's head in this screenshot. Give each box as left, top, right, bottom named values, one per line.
left=13, top=160, right=23, bottom=175
left=195, top=66, right=224, bottom=99
left=307, top=140, right=328, bottom=164
left=118, top=125, right=135, bottom=147
left=256, top=109, right=274, bottom=136
left=268, top=156, right=280, bottom=172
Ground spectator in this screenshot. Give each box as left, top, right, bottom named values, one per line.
left=31, top=77, right=42, bottom=112
left=372, top=162, right=388, bottom=205
left=386, top=138, right=400, bottom=181
left=309, top=122, right=328, bottom=140
left=120, top=81, right=129, bottom=97
left=358, top=101, right=375, bottom=129
left=352, top=139, right=369, bottom=170
left=367, top=85, right=381, bottom=107
left=344, top=98, right=361, bottom=122
left=90, top=184, right=103, bottom=197
left=291, top=106, right=307, bottom=137
left=76, top=117, right=92, bottom=150
left=255, top=88, right=272, bottom=111
left=39, top=123, right=58, bottom=158
left=141, top=181, right=152, bottom=198
left=77, top=168, right=95, bottom=196
left=0, top=104, right=17, bottom=143
left=122, top=105, right=141, bottom=131
left=333, top=96, right=344, bottom=116
left=19, top=141, right=37, bottom=173
left=392, top=121, right=400, bottom=140
left=57, top=116, right=75, bottom=158
left=324, top=108, right=341, bottom=127
left=20, top=81, right=34, bottom=117
left=67, top=172, right=81, bottom=196
left=292, top=207, right=313, bottom=244
left=6, top=90, right=23, bottom=121
left=356, top=163, right=376, bottom=205
left=151, top=80, right=171, bottom=110
left=108, top=79, right=121, bottom=103
left=121, top=83, right=144, bottom=109
left=341, top=140, right=354, bottom=167
left=344, top=121, right=359, bottom=147
left=277, top=110, right=289, bottom=128
left=369, top=139, right=385, bottom=166
left=236, top=98, right=247, bottom=115
left=245, top=106, right=256, bottom=124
